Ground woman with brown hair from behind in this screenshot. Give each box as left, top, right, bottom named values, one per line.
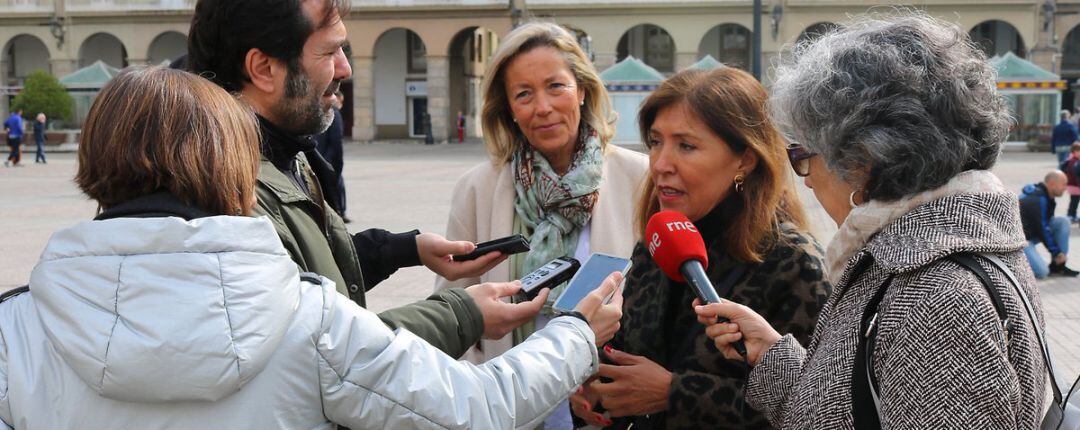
left=0, top=66, right=621, bottom=429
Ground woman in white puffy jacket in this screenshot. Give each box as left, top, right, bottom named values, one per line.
left=0, top=66, right=622, bottom=430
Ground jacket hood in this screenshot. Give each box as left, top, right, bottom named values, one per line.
left=865, top=191, right=1027, bottom=273
left=28, top=216, right=300, bottom=403
left=1020, top=183, right=1045, bottom=199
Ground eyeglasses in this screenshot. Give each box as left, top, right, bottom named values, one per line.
left=786, top=144, right=818, bottom=177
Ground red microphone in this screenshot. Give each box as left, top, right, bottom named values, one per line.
left=646, top=210, right=720, bottom=302
left=646, top=210, right=747, bottom=357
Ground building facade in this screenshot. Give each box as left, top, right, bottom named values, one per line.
left=0, top=0, right=1075, bottom=141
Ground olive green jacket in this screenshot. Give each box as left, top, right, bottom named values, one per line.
left=254, top=156, right=483, bottom=358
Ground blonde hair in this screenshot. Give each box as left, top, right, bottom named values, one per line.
left=76, top=66, right=260, bottom=216
left=480, top=22, right=615, bottom=163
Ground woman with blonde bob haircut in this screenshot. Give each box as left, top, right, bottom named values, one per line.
left=570, top=67, right=830, bottom=429
left=0, top=66, right=623, bottom=429
left=437, top=21, right=648, bottom=429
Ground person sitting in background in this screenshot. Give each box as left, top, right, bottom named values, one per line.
left=570, top=67, right=830, bottom=429
left=1053, top=109, right=1079, bottom=164
left=0, top=65, right=624, bottom=429
left=1060, top=142, right=1080, bottom=222
left=695, top=12, right=1048, bottom=428
left=1020, top=170, right=1079, bottom=278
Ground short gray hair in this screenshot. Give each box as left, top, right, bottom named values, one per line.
left=771, top=12, right=1011, bottom=201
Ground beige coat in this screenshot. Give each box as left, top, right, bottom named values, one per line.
left=435, top=145, right=649, bottom=362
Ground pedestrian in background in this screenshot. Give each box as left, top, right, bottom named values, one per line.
left=1052, top=109, right=1078, bottom=164
left=34, top=113, right=46, bottom=164
left=1062, top=142, right=1080, bottom=222
left=4, top=109, right=24, bottom=167
left=316, top=90, right=347, bottom=222
left=457, top=110, right=466, bottom=143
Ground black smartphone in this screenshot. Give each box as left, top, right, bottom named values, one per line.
left=516, top=257, right=580, bottom=301
left=451, top=234, right=531, bottom=262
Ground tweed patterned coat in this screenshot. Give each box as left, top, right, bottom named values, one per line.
left=608, top=204, right=831, bottom=430
left=746, top=192, right=1048, bottom=429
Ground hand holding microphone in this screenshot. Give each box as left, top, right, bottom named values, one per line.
left=645, top=210, right=749, bottom=358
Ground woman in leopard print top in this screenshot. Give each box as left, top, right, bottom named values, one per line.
left=569, top=67, right=831, bottom=429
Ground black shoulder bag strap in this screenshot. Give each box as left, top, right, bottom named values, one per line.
left=853, top=252, right=1063, bottom=430
left=0, top=285, right=28, bottom=304
left=852, top=272, right=893, bottom=430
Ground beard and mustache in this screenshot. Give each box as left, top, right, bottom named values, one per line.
left=272, top=61, right=340, bottom=136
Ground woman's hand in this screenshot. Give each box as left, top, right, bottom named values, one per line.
left=590, top=346, right=671, bottom=417
left=573, top=272, right=624, bottom=346
left=569, top=379, right=611, bottom=427
left=693, top=298, right=782, bottom=366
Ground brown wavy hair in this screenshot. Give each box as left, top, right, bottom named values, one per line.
left=635, top=67, right=808, bottom=263
left=76, top=66, right=260, bottom=216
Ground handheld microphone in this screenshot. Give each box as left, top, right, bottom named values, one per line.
left=646, top=210, right=747, bottom=358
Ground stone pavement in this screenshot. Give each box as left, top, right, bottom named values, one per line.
left=1, top=143, right=1078, bottom=385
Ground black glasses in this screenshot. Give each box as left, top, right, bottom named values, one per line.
left=786, top=144, right=818, bottom=177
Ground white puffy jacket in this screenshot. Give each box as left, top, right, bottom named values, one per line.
left=0, top=215, right=598, bottom=429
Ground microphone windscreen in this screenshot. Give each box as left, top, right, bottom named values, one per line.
left=644, top=210, right=708, bottom=282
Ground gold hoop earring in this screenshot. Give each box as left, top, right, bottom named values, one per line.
left=734, top=174, right=745, bottom=193
left=849, top=191, right=861, bottom=208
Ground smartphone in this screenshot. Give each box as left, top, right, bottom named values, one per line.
left=516, top=256, right=580, bottom=301
left=552, top=253, right=632, bottom=312
left=451, top=234, right=531, bottom=262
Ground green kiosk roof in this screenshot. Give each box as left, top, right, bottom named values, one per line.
left=685, top=55, right=725, bottom=71
left=59, top=60, right=121, bottom=89
left=991, top=52, right=1059, bottom=81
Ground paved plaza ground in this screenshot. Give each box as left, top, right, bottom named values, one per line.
left=2, top=142, right=1079, bottom=386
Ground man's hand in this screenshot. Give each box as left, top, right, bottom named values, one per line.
left=416, top=233, right=507, bottom=281
left=464, top=282, right=549, bottom=339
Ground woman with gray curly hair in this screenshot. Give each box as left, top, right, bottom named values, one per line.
left=695, top=12, right=1049, bottom=429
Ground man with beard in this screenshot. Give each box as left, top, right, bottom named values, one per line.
left=186, top=0, right=536, bottom=358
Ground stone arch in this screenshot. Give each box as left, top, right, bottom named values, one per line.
left=146, top=31, right=187, bottom=66
left=2, top=34, right=51, bottom=83
left=79, top=32, right=128, bottom=69
left=698, top=23, right=751, bottom=71
left=617, top=23, right=676, bottom=73
left=795, top=22, right=838, bottom=45
left=373, top=28, right=428, bottom=139
left=969, top=19, right=1027, bottom=58
left=447, top=26, right=497, bottom=141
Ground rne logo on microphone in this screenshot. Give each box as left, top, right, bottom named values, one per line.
left=648, top=233, right=662, bottom=255
left=665, top=221, right=698, bottom=233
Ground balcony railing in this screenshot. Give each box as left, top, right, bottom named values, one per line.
left=0, top=0, right=53, bottom=13
left=65, top=0, right=193, bottom=12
